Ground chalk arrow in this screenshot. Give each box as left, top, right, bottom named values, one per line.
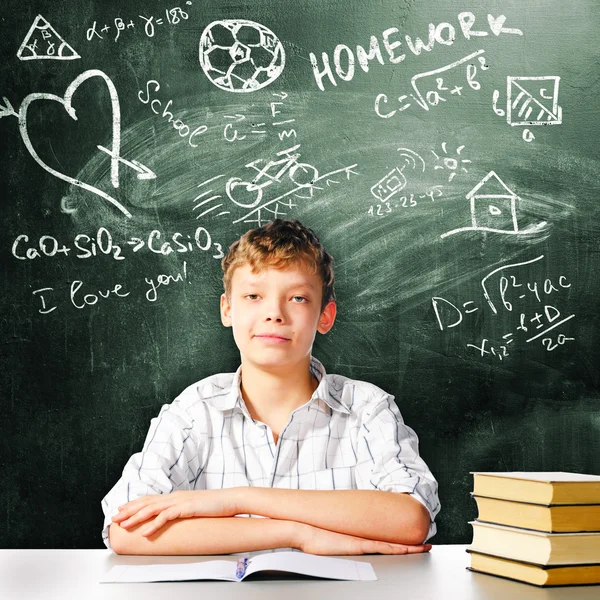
left=0, top=97, right=19, bottom=119
left=97, top=145, right=157, bottom=181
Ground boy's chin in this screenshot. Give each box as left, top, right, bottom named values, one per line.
left=242, top=352, right=311, bottom=372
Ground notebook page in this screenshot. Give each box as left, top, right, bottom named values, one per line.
left=244, top=551, right=377, bottom=581
left=101, top=559, right=237, bottom=583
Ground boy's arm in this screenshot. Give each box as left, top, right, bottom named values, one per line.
left=235, top=488, right=431, bottom=545
left=109, top=517, right=297, bottom=555
left=109, top=514, right=431, bottom=556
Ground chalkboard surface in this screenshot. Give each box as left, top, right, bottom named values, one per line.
left=1, top=0, right=599, bottom=548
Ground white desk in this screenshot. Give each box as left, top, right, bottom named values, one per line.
left=1, top=545, right=598, bottom=600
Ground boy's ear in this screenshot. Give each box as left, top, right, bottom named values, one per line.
left=220, top=293, right=232, bottom=327
left=317, top=300, right=337, bottom=334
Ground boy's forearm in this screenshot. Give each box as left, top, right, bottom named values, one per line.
left=109, top=516, right=300, bottom=555
left=236, top=488, right=430, bottom=545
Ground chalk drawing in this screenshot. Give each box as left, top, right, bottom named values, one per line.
left=193, top=175, right=230, bottom=219
left=371, top=168, right=407, bottom=203
left=17, top=15, right=80, bottom=61
left=493, top=76, right=562, bottom=142
left=2, top=70, right=157, bottom=218
left=440, top=171, right=547, bottom=238
left=199, top=20, right=285, bottom=93
left=225, top=144, right=320, bottom=210
left=232, top=161, right=359, bottom=225
left=431, top=143, right=471, bottom=182
left=370, top=148, right=425, bottom=202
left=507, top=77, right=562, bottom=126
left=97, top=146, right=156, bottom=181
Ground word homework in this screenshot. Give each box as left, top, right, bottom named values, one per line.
left=309, top=11, right=522, bottom=90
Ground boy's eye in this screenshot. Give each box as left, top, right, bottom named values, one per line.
left=245, top=294, right=259, bottom=300
left=291, top=296, right=308, bottom=303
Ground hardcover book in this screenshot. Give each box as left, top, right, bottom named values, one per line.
left=468, top=521, right=600, bottom=566
left=472, top=495, right=600, bottom=533
left=470, top=472, right=600, bottom=505
left=468, top=550, right=600, bottom=587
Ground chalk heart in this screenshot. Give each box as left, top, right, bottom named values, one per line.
left=18, top=69, right=132, bottom=218
left=488, top=14, right=507, bottom=36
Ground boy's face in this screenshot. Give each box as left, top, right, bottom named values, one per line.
left=220, top=262, right=336, bottom=373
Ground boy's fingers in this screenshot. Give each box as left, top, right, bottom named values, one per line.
left=406, top=544, right=432, bottom=553
left=118, top=504, right=165, bottom=527
left=114, top=497, right=173, bottom=523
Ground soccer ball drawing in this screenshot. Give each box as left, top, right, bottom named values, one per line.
left=199, top=19, right=286, bottom=93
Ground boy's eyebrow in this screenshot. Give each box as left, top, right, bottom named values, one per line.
left=239, top=278, right=318, bottom=290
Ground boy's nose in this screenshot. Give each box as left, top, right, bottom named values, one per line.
left=264, top=300, right=285, bottom=322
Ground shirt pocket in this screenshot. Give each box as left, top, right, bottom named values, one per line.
left=298, top=465, right=357, bottom=490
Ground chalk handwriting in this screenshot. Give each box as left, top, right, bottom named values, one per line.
left=309, top=13, right=521, bottom=91
left=375, top=50, right=487, bottom=117
left=17, top=14, right=80, bottom=60
left=12, top=227, right=224, bottom=262
left=271, top=91, right=297, bottom=141
left=31, top=262, right=190, bottom=315
left=145, top=262, right=188, bottom=302
left=368, top=185, right=443, bottom=217
left=432, top=255, right=575, bottom=359
left=221, top=91, right=296, bottom=143
left=138, top=79, right=208, bottom=146
left=70, top=280, right=131, bottom=310
left=87, top=4, right=192, bottom=42
left=440, top=170, right=547, bottom=238
left=199, top=20, right=285, bottom=93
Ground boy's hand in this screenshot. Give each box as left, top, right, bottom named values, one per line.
left=112, top=489, right=239, bottom=537
left=296, top=522, right=433, bottom=556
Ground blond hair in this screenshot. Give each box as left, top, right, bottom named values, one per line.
left=222, top=219, right=335, bottom=311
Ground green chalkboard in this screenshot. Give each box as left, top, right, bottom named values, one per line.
left=1, top=0, right=599, bottom=548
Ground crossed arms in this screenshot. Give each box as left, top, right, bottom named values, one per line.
left=109, top=487, right=432, bottom=555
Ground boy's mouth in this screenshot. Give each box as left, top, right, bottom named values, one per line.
left=253, top=333, right=291, bottom=343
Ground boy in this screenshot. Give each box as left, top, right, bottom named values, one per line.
left=103, top=219, right=440, bottom=555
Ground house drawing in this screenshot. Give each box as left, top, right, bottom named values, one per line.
left=440, top=170, right=547, bottom=239
left=467, top=170, right=519, bottom=232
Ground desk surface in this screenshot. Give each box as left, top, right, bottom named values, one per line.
left=1, top=545, right=599, bottom=600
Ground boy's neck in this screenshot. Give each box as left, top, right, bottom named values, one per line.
left=239, top=357, right=319, bottom=426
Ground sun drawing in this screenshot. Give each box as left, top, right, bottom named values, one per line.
left=431, top=143, right=471, bottom=182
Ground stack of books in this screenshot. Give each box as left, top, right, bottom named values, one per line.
left=467, top=472, right=600, bottom=587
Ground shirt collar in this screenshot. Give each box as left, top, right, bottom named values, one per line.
left=204, top=356, right=352, bottom=415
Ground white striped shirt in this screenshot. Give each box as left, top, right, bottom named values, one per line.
left=101, top=357, right=440, bottom=550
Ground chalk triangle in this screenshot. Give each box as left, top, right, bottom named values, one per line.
left=17, top=15, right=80, bottom=61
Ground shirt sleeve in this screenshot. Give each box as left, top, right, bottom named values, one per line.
left=100, top=394, right=204, bottom=551
left=354, top=393, right=440, bottom=541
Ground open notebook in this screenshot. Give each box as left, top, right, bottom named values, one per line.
left=102, top=551, right=377, bottom=583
